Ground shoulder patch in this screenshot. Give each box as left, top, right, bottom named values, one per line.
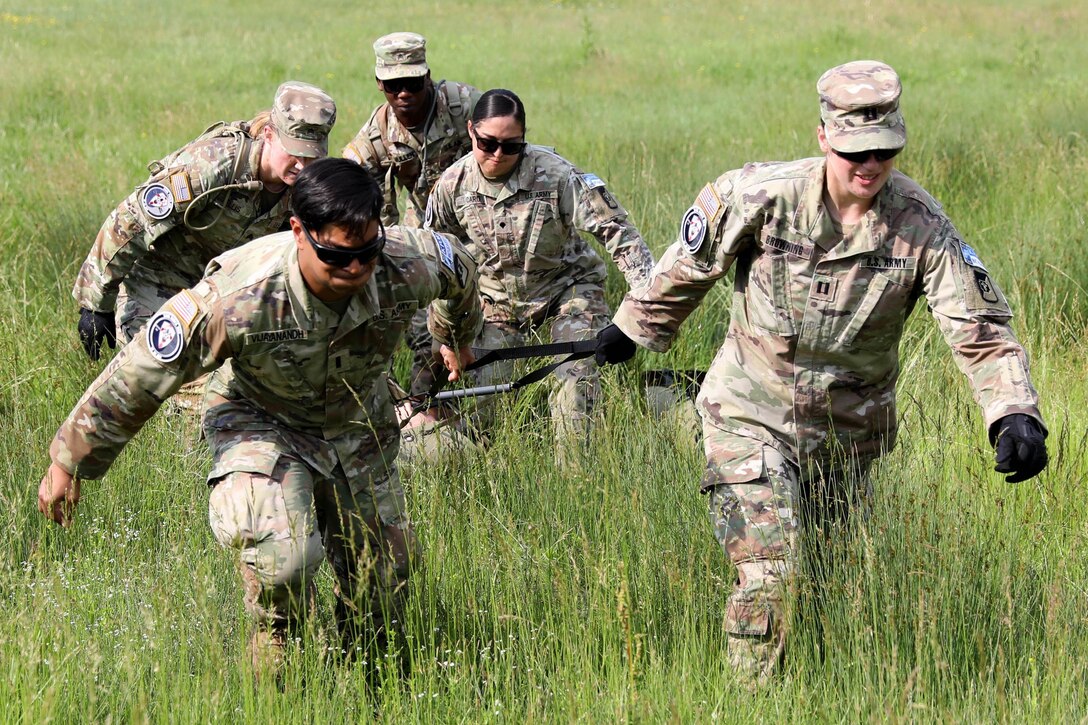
left=164, top=289, right=200, bottom=327
left=432, top=231, right=456, bottom=271
left=695, top=183, right=722, bottom=222
left=580, top=173, right=606, bottom=190
left=140, top=182, right=174, bottom=220
left=959, top=241, right=988, bottom=272
left=681, top=206, right=709, bottom=255
left=169, top=171, right=193, bottom=204
left=146, top=311, right=185, bottom=363
left=424, top=197, right=435, bottom=228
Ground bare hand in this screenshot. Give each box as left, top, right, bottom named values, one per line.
left=38, top=462, right=80, bottom=527
left=439, top=344, right=475, bottom=382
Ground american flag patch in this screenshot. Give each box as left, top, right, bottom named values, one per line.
left=170, top=172, right=193, bottom=204
left=168, top=290, right=200, bottom=327
left=695, top=184, right=721, bottom=220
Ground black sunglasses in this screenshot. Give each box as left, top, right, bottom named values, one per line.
left=832, top=147, right=902, bottom=164
left=301, top=222, right=386, bottom=268
left=380, top=76, right=426, bottom=94
left=471, top=128, right=527, bottom=156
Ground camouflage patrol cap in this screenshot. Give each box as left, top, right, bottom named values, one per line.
left=271, top=81, right=337, bottom=158
left=374, top=32, right=429, bottom=81
left=817, top=60, right=906, bottom=153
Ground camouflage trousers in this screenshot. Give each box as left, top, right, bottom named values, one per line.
left=206, top=435, right=418, bottom=655
left=703, top=426, right=871, bottom=685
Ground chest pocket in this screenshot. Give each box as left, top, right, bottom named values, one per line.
left=255, top=343, right=321, bottom=403
left=524, top=198, right=561, bottom=273
left=457, top=200, right=498, bottom=263
left=835, top=265, right=916, bottom=350
left=746, top=250, right=797, bottom=336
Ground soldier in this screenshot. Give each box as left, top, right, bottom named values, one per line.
left=426, top=88, right=655, bottom=462
left=343, top=32, right=482, bottom=424
left=74, top=81, right=337, bottom=361
left=38, top=158, right=482, bottom=674
left=594, top=61, right=1048, bottom=685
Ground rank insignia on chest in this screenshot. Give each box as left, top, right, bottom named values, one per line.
left=147, top=311, right=185, bottom=363
left=140, top=183, right=174, bottom=220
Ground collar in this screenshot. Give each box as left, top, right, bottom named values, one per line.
left=285, top=243, right=381, bottom=335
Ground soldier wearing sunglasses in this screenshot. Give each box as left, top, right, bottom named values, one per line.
left=423, top=88, right=656, bottom=467
left=38, top=158, right=482, bottom=676
left=595, top=60, right=1048, bottom=686
left=343, top=32, right=483, bottom=439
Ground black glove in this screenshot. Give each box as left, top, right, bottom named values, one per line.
left=595, top=323, right=637, bottom=366
left=77, top=308, right=117, bottom=361
left=990, top=414, right=1047, bottom=483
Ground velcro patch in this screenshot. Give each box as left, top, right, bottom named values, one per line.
left=169, top=171, right=193, bottom=204
left=580, top=172, right=606, bottom=189
left=244, top=329, right=307, bottom=344
left=165, top=289, right=200, bottom=327
left=681, top=206, right=709, bottom=255
left=959, top=242, right=988, bottom=272
left=695, top=183, right=722, bottom=222
left=861, top=255, right=915, bottom=270
left=140, top=182, right=174, bottom=220
left=432, top=231, right=455, bottom=271
left=146, top=311, right=185, bottom=363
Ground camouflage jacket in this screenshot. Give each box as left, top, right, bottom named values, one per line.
left=343, top=80, right=480, bottom=227
left=614, top=157, right=1044, bottom=475
left=51, top=227, right=482, bottom=480
left=73, top=118, right=291, bottom=314
left=426, top=145, right=655, bottom=327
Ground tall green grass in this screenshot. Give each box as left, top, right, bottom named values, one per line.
left=1, top=0, right=1086, bottom=720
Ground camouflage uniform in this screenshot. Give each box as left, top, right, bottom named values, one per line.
left=427, top=145, right=655, bottom=455
left=613, top=62, right=1045, bottom=683
left=342, top=32, right=481, bottom=403
left=73, top=82, right=336, bottom=344
left=51, top=227, right=481, bottom=652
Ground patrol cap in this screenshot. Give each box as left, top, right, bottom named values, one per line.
left=271, top=81, right=337, bottom=158
left=373, top=32, right=429, bottom=81
left=817, top=60, right=906, bottom=153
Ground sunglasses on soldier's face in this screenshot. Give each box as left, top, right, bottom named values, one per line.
left=302, top=223, right=386, bottom=268
left=832, top=147, right=902, bottom=164
left=470, top=129, right=527, bottom=156
left=380, top=76, right=427, bottom=94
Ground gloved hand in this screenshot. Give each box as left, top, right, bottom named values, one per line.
left=77, top=308, right=117, bottom=361
left=990, top=413, right=1047, bottom=483
left=595, top=323, right=637, bottom=366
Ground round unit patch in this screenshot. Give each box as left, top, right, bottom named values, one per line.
left=140, top=183, right=175, bottom=220
left=146, top=311, right=185, bottom=363
left=681, top=206, right=708, bottom=254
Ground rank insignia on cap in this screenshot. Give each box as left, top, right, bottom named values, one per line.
left=140, top=183, right=174, bottom=220
left=959, top=241, right=988, bottom=272
left=681, top=206, right=709, bottom=254
left=146, top=311, right=185, bottom=363
left=580, top=173, right=606, bottom=190
left=169, top=172, right=193, bottom=204
left=695, top=183, right=722, bottom=221
left=432, top=231, right=455, bottom=271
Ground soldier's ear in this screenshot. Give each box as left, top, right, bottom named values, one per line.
left=816, top=124, right=830, bottom=154
left=289, top=216, right=306, bottom=249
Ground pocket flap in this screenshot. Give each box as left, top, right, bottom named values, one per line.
left=726, top=599, right=771, bottom=637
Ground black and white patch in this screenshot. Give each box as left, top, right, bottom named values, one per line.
left=432, top=231, right=455, bottom=271
left=140, top=183, right=174, bottom=220
left=424, top=198, right=435, bottom=228
left=146, top=311, right=185, bottom=363
left=681, top=206, right=708, bottom=254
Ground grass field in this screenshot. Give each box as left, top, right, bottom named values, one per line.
left=1, top=0, right=1087, bottom=720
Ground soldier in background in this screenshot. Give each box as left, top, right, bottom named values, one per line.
left=594, top=60, right=1048, bottom=685
left=427, top=88, right=655, bottom=464
left=39, top=158, right=482, bottom=674
left=343, top=33, right=481, bottom=424
left=74, top=81, right=336, bottom=360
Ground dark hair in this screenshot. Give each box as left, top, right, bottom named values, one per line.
left=291, top=158, right=381, bottom=242
left=471, top=88, right=526, bottom=132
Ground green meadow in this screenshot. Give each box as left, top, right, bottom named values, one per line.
left=1, top=0, right=1086, bottom=720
